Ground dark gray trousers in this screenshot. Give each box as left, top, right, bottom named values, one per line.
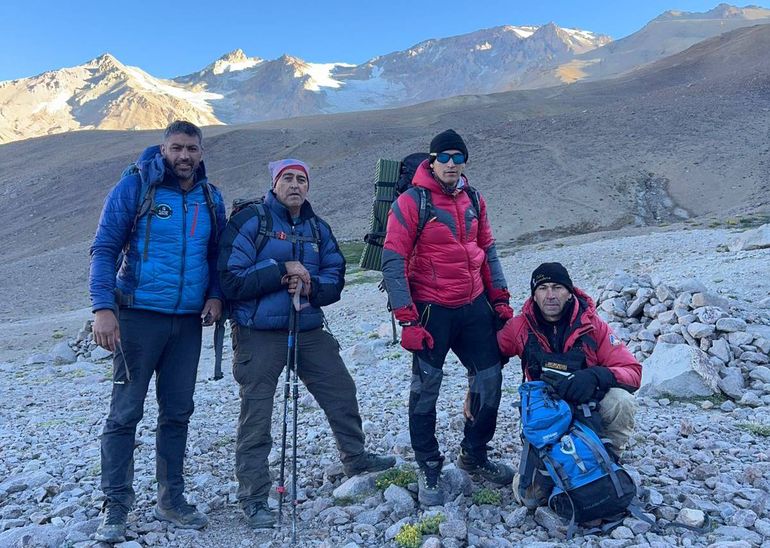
left=232, top=325, right=365, bottom=506
left=101, top=309, right=202, bottom=510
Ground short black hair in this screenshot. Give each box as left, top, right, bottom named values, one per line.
left=164, top=120, right=202, bottom=143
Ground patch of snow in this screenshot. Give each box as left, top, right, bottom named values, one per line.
left=301, top=63, right=347, bottom=91
left=122, top=65, right=223, bottom=108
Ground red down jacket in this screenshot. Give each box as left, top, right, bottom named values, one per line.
left=497, top=287, right=642, bottom=389
left=381, top=160, right=507, bottom=310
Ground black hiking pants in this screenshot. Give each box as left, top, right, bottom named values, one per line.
left=101, top=309, right=202, bottom=510
left=409, top=295, right=503, bottom=464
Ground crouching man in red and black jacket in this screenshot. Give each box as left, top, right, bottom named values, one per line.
left=497, top=262, right=641, bottom=509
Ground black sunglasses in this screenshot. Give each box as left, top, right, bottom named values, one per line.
left=433, top=152, right=466, bottom=164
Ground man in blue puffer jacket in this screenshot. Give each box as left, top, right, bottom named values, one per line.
left=218, top=158, right=395, bottom=529
left=89, top=121, right=226, bottom=542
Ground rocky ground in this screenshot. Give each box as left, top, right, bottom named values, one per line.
left=1, top=225, right=770, bottom=548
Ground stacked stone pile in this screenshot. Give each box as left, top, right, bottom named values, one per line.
left=596, top=271, right=770, bottom=405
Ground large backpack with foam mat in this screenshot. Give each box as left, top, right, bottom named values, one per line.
left=518, top=381, right=637, bottom=537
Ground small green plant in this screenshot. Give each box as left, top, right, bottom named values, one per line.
left=472, top=487, right=502, bottom=505
left=52, top=331, right=65, bottom=340
left=375, top=467, right=417, bottom=490
left=419, top=513, right=445, bottom=534
left=395, top=523, right=422, bottom=548
left=737, top=422, right=770, bottom=437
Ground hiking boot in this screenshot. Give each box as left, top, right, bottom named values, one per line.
left=512, top=469, right=552, bottom=511
left=417, top=459, right=445, bottom=506
left=343, top=452, right=397, bottom=476
left=94, top=503, right=128, bottom=543
left=153, top=502, right=208, bottom=530
left=242, top=501, right=276, bottom=529
left=456, top=449, right=514, bottom=485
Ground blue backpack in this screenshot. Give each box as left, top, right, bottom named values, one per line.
left=518, top=381, right=637, bottom=536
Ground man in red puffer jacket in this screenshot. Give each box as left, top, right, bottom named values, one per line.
left=382, top=129, right=513, bottom=506
left=497, top=262, right=640, bottom=510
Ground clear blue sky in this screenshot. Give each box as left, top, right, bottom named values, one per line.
left=1, top=1, right=768, bottom=81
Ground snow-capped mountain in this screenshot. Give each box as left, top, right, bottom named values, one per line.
left=528, top=3, right=770, bottom=87
left=1, top=5, right=768, bottom=144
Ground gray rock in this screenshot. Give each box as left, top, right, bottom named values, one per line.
left=639, top=343, right=720, bottom=397
left=709, top=338, right=731, bottom=363
left=695, top=306, right=727, bottom=325
left=687, top=322, right=716, bottom=339
left=655, top=285, right=675, bottom=303
left=728, top=223, right=770, bottom=251
left=25, top=353, right=52, bottom=365
left=440, top=464, right=473, bottom=498
left=728, top=509, right=757, bottom=527
left=385, top=518, right=412, bottom=541
left=718, top=368, right=745, bottom=400
left=355, top=508, right=386, bottom=525
left=728, top=331, right=754, bottom=347
left=748, top=366, right=770, bottom=383
left=712, top=525, right=762, bottom=544
left=601, top=298, right=627, bottom=317
left=754, top=518, right=770, bottom=537
left=738, top=392, right=763, bottom=407
left=332, top=474, right=376, bottom=500
left=534, top=507, right=565, bottom=538
left=0, top=471, right=53, bottom=495
left=678, top=278, right=708, bottom=294
left=0, top=525, right=67, bottom=547
left=637, top=330, right=656, bottom=342
left=50, top=342, right=77, bottom=364
left=658, top=333, right=686, bottom=345
left=340, top=342, right=380, bottom=366
left=90, top=346, right=113, bottom=361
left=503, top=506, right=528, bottom=528
left=648, top=303, right=668, bottom=318
left=656, top=310, right=677, bottom=324
left=439, top=519, right=467, bottom=539
left=677, top=508, right=705, bottom=527
left=691, top=292, right=730, bottom=311
left=741, top=352, right=769, bottom=364
left=721, top=400, right=738, bottom=412
left=383, top=484, right=414, bottom=511
left=716, top=318, right=748, bottom=332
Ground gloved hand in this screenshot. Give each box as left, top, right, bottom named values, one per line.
left=400, top=325, right=434, bottom=352
left=494, top=302, right=514, bottom=322
left=556, top=367, right=615, bottom=403
left=487, top=288, right=513, bottom=328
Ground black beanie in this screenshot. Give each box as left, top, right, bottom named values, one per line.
left=430, top=129, right=468, bottom=162
left=530, top=262, right=574, bottom=295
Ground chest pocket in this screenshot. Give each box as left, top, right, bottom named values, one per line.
left=522, top=332, right=590, bottom=382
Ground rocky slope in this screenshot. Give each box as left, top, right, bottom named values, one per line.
left=1, top=226, right=769, bottom=547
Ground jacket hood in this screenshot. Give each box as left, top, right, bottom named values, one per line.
left=135, top=145, right=207, bottom=186
left=411, top=159, right=469, bottom=195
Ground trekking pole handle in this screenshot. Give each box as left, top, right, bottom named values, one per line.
left=292, top=280, right=303, bottom=311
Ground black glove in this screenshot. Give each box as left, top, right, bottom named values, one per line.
left=557, top=367, right=615, bottom=403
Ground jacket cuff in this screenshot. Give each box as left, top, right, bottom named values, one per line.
left=393, top=304, right=419, bottom=323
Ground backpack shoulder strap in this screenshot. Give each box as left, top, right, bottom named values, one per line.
left=466, top=185, right=481, bottom=219
left=414, top=186, right=433, bottom=243
left=200, top=181, right=219, bottom=239
left=253, top=202, right=272, bottom=257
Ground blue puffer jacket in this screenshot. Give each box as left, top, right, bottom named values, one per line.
left=218, top=191, right=345, bottom=332
left=89, top=145, right=226, bottom=315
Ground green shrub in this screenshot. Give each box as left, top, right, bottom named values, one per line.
left=737, top=422, right=770, bottom=437
left=394, top=523, right=422, bottom=548
left=419, top=513, right=445, bottom=534
left=375, top=467, right=417, bottom=490
left=472, top=488, right=502, bottom=505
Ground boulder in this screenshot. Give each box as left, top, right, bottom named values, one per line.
left=639, top=343, right=719, bottom=398
left=50, top=342, right=77, bottom=364
left=728, top=223, right=770, bottom=251
left=716, top=318, right=748, bottom=333
left=687, top=323, right=715, bottom=339
left=718, top=368, right=745, bottom=400
left=691, top=292, right=730, bottom=311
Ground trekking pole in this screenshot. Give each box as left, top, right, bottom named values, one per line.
left=277, top=301, right=296, bottom=528
left=211, top=317, right=225, bottom=380
left=290, top=280, right=302, bottom=545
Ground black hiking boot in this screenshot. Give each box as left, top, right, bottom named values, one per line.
left=343, top=452, right=397, bottom=477
left=456, top=449, right=514, bottom=485
left=242, top=501, right=276, bottom=529
left=94, top=503, right=128, bottom=543
left=153, top=502, right=208, bottom=529
left=417, top=459, right=445, bottom=506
